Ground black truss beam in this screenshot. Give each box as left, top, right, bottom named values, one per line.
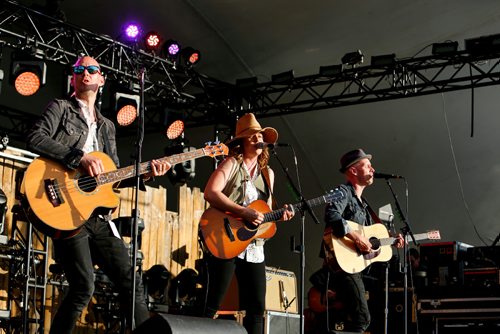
left=238, top=50, right=500, bottom=118
left=2, top=0, right=500, bottom=134
left=0, top=0, right=232, bottom=129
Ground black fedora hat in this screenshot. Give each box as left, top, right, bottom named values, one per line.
left=339, top=149, right=372, bottom=173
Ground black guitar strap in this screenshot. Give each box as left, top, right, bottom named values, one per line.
left=363, top=198, right=384, bottom=226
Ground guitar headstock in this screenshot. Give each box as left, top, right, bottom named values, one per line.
left=326, top=188, right=345, bottom=203
left=204, top=142, right=229, bottom=158
left=427, top=230, right=441, bottom=240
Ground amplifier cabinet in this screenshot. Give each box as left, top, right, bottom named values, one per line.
left=435, top=316, right=500, bottom=333
left=418, top=296, right=500, bottom=315
left=220, top=266, right=298, bottom=314
left=264, top=311, right=301, bottom=334
left=265, top=267, right=298, bottom=313
left=418, top=297, right=500, bottom=333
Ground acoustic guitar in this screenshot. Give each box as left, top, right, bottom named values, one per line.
left=308, top=286, right=343, bottom=314
left=324, top=221, right=441, bottom=274
left=199, top=188, right=345, bottom=259
left=23, top=143, right=228, bottom=233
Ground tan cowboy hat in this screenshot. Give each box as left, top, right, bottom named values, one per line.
left=226, top=113, right=278, bottom=146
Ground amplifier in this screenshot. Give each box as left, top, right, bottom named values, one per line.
left=265, top=267, right=298, bottom=313
left=219, top=266, right=298, bottom=314
left=264, top=311, right=300, bottom=334
left=435, top=316, right=500, bottom=333
left=463, top=267, right=500, bottom=287
left=467, top=246, right=500, bottom=267
left=420, top=241, right=472, bottom=265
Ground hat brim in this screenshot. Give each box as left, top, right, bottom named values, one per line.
left=226, top=127, right=278, bottom=146
left=339, top=154, right=372, bottom=173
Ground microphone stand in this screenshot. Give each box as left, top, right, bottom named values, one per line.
left=382, top=178, right=416, bottom=334
left=270, top=147, right=321, bottom=334
left=129, top=67, right=146, bottom=331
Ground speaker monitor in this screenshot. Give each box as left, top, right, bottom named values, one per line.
left=133, top=314, right=247, bottom=334
left=264, top=311, right=301, bottom=334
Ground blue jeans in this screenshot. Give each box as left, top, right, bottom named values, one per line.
left=49, top=216, right=149, bottom=334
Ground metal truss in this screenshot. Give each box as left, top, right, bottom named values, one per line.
left=3, top=0, right=500, bottom=137
left=238, top=50, right=500, bottom=117
left=0, top=0, right=231, bottom=129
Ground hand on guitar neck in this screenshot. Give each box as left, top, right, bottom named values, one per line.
left=80, top=154, right=171, bottom=178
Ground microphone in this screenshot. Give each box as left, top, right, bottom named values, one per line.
left=255, top=142, right=290, bottom=149
left=279, top=280, right=289, bottom=309
left=373, top=172, right=405, bottom=179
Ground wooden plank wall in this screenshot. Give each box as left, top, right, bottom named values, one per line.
left=0, top=148, right=207, bottom=333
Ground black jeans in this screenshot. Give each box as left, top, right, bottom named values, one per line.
left=50, top=216, right=149, bottom=334
left=332, top=271, right=370, bottom=332
left=203, top=255, right=266, bottom=334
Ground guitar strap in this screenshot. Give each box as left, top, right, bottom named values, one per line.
left=261, top=166, right=278, bottom=210
left=363, top=198, right=384, bottom=226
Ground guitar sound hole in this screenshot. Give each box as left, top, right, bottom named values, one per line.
left=77, top=176, right=98, bottom=193
left=370, top=237, right=381, bottom=251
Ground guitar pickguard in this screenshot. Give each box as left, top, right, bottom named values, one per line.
left=236, top=227, right=258, bottom=241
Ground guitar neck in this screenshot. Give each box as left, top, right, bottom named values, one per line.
left=96, top=148, right=206, bottom=185
left=379, top=232, right=433, bottom=246
left=263, top=192, right=342, bottom=223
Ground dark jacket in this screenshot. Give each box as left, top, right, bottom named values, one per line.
left=324, top=182, right=374, bottom=238
left=27, top=97, right=119, bottom=169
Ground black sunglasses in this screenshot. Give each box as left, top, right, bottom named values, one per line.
left=72, top=65, right=101, bottom=75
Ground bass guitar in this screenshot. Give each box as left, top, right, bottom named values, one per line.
left=199, top=188, right=345, bottom=259
left=324, top=221, right=441, bottom=274
left=23, top=143, right=228, bottom=233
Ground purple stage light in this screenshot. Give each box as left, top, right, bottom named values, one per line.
left=124, top=23, right=140, bottom=39
left=168, top=43, right=180, bottom=56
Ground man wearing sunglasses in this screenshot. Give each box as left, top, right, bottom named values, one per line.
left=27, top=56, right=170, bottom=333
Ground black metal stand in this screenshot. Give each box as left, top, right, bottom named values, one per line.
left=129, top=67, right=146, bottom=330
left=270, top=146, right=320, bottom=334
left=382, top=178, right=416, bottom=334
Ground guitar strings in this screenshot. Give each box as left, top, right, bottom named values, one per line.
left=44, top=147, right=218, bottom=195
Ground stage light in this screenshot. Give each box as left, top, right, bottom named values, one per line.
left=144, top=31, right=161, bottom=51
left=465, top=33, right=500, bottom=54
left=164, top=109, right=185, bottom=140
left=179, top=47, right=201, bottom=66
left=115, top=92, right=140, bottom=126
left=341, top=50, right=364, bottom=66
left=319, top=64, right=343, bottom=76
left=271, top=70, right=294, bottom=84
left=145, top=264, right=172, bottom=299
left=124, top=23, right=141, bottom=41
left=432, top=41, right=459, bottom=55
left=236, top=76, right=258, bottom=90
left=163, top=39, right=181, bottom=58
left=10, top=60, right=47, bottom=96
left=166, top=120, right=184, bottom=140
left=0, top=69, right=3, bottom=94
left=371, top=53, right=396, bottom=67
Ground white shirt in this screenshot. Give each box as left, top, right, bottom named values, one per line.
left=76, top=98, right=99, bottom=153
left=237, top=162, right=265, bottom=263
